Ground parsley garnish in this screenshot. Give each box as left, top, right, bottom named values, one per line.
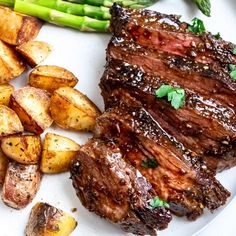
left=229, top=64, right=236, bottom=80
left=148, top=197, right=170, bottom=208
left=141, top=158, right=158, bottom=169
left=233, top=47, right=236, bottom=55
left=188, top=18, right=206, bottom=33
left=155, top=85, right=186, bottom=110
left=213, top=32, right=221, bottom=39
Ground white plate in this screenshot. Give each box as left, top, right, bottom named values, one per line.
left=0, top=0, right=236, bottom=235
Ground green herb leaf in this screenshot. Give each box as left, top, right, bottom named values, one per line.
left=233, top=47, right=236, bottom=55
left=213, top=32, right=221, bottom=40
left=188, top=18, right=206, bottom=34
left=194, top=0, right=211, bottom=17
left=155, top=85, right=186, bottom=110
left=141, top=158, right=158, bottom=169
left=229, top=64, right=236, bottom=80
left=148, top=197, right=170, bottom=209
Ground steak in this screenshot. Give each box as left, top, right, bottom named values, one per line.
left=71, top=4, right=234, bottom=235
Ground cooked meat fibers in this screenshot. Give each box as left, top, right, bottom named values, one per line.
left=71, top=139, right=172, bottom=235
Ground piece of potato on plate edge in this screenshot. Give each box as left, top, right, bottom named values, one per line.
left=9, top=86, right=53, bottom=134
left=1, top=134, right=41, bottom=165
left=0, top=84, right=14, bottom=106
left=0, top=148, right=8, bottom=186
left=50, top=87, right=101, bottom=132
left=40, top=133, right=80, bottom=174
left=29, top=65, right=78, bottom=93
left=25, top=202, right=77, bottom=236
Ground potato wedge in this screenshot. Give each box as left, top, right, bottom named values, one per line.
left=41, top=133, right=80, bottom=174
left=26, top=202, right=77, bottom=236
left=0, top=40, right=26, bottom=84
left=16, top=41, right=52, bottom=67
left=1, top=135, right=41, bottom=164
left=9, top=87, right=53, bottom=134
left=0, top=148, right=8, bottom=186
left=0, top=6, right=43, bottom=45
left=0, top=84, right=14, bottom=106
left=0, top=105, right=23, bottom=137
left=2, top=162, right=42, bottom=209
left=50, top=87, right=101, bottom=131
left=29, top=65, right=78, bottom=93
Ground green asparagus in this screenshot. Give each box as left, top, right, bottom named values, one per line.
left=20, top=0, right=111, bottom=19
left=0, top=0, right=14, bottom=6
left=193, top=0, right=211, bottom=17
left=65, top=0, right=157, bottom=8
left=14, top=0, right=110, bottom=32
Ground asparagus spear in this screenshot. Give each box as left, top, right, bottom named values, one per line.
left=65, top=0, right=157, bottom=8
left=20, top=0, right=111, bottom=19
left=0, top=0, right=14, bottom=6
left=193, top=0, right=211, bottom=17
left=14, top=0, right=110, bottom=32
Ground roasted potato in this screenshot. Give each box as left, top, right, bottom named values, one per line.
left=41, top=133, right=80, bottom=174
left=0, top=40, right=26, bottom=84
left=25, top=202, right=77, bottom=236
left=50, top=87, right=101, bottom=131
left=16, top=41, right=52, bottom=67
left=0, top=148, right=8, bottom=186
left=0, top=84, right=14, bottom=106
left=0, top=6, right=43, bottom=46
left=2, top=162, right=42, bottom=209
left=0, top=105, right=23, bottom=137
left=29, top=65, right=78, bottom=93
left=9, top=87, right=53, bottom=134
left=1, top=135, right=41, bottom=164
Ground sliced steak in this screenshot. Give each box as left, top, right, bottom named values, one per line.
left=71, top=139, right=172, bottom=235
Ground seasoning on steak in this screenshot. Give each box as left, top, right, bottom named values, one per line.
left=71, top=4, right=235, bottom=235
left=71, top=139, right=172, bottom=235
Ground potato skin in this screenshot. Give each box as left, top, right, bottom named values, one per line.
left=2, top=162, right=42, bottom=209
left=26, top=202, right=77, bottom=236
left=0, top=148, right=8, bottom=186
left=0, top=84, right=14, bottom=106
left=1, top=135, right=41, bottom=164
left=0, top=40, right=26, bottom=84
left=50, top=87, right=101, bottom=131
left=40, top=133, right=80, bottom=174
left=9, top=87, right=53, bottom=134
left=16, top=41, right=52, bottom=67
left=0, top=6, right=43, bottom=46
left=29, top=65, right=78, bottom=93
left=0, top=105, right=23, bottom=137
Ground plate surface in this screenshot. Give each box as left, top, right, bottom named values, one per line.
left=0, top=0, right=236, bottom=235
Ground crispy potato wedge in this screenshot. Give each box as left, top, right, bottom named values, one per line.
left=0, top=84, right=14, bottom=106
left=2, top=162, right=42, bottom=209
left=0, top=148, right=8, bottom=186
left=29, top=65, right=78, bottom=93
left=9, top=87, right=53, bottom=134
left=1, top=135, right=41, bottom=164
left=0, top=6, right=43, bottom=46
left=26, top=202, right=77, bottom=236
left=50, top=87, right=101, bottom=131
left=16, top=41, right=52, bottom=67
left=0, top=105, right=23, bottom=137
left=41, top=133, right=80, bottom=174
left=0, top=40, right=26, bottom=84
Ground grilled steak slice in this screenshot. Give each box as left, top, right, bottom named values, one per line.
left=71, top=139, right=172, bottom=235
left=100, top=58, right=236, bottom=172
left=95, top=89, right=230, bottom=220
left=110, top=4, right=236, bottom=68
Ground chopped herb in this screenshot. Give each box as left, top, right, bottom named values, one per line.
left=141, top=158, right=158, bottom=169
left=188, top=18, right=206, bottom=34
left=148, top=197, right=170, bottom=208
left=213, top=32, right=221, bottom=39
left=228, top=64, right=236, bottom=80
left=233, top=47, right=236, bottom=55
left=193, top=0, right=211, bottom=17
left=155, top=85, right=186, bottom=110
